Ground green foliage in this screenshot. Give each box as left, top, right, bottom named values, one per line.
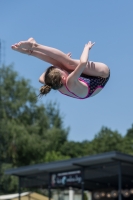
left=84, top=192, right=88, bottom=200
left=123, top=124, right=133, bottom=154
left=89, top=127, right=124, bottom=154
left=0, top=163, right=18, bottom=195
left=126, top=124, right=133, bottom=138
left=0, top=64, right=69, bottom=193
left=61, top=141, right=87, bottom=158
left=44, top=151, right=70, bottom=162
left=60, top=126, right=133, bottom=158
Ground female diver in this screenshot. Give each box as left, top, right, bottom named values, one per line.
left=11, top=38, right=110, bottom=99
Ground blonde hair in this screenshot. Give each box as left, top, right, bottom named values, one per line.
left=39, top=66, right=63, bottom=97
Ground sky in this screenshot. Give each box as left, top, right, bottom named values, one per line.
left=0, top=0, right=133, bottom=142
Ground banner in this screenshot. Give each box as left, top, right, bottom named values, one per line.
left=51, top=170, right=82, bottom=187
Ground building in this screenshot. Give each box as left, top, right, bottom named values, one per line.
left=5, top=151, right=133, bottom=200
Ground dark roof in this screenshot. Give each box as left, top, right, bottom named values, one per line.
left=5, top=151, right=133, bottom=176
left=5, top=151, right=133, bottom=191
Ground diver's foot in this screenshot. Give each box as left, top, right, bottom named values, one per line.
left=27, top=37, right=36, bottom=44
left=16, top=37, right=37, bottom=50
left=11, top=43, right=32, bottom=55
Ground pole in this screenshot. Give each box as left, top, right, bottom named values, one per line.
left=81, top=168, right=84, bottom=200
left=48, top=173, right=51, bottom=200
left=18, top=176, right=21, bottom=200
left=118, top=163, right=122, bottom=200
left=69, top=187, right=74, bottom=200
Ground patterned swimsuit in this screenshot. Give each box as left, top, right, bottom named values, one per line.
left=59, top=73, right=110, bottom=99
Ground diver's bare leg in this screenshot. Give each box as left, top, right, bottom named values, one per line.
left=17, top=38, right=110, bottom=78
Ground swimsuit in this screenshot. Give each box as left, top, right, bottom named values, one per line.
left=59, top=73, right=110, bottom=99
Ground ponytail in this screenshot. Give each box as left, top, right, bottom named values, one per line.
left=38, top=85, right=51, bottom=97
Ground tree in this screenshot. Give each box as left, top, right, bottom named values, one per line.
left=0, top=64, right=69, bottom=194
left=60, top=141, right=87, bottom=158
left=88, top=127, right=125, bottom=154
left=123, top=124, right=133, bottom=155
left=126, top=124, right=133, bottom=138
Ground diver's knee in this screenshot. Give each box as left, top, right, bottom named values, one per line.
left=101, top=64, right=110, bottom=78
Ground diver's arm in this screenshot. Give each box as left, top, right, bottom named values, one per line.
left=39, top=71, right=45, bottom=84
left=68, top=42, right=95, bottom=81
